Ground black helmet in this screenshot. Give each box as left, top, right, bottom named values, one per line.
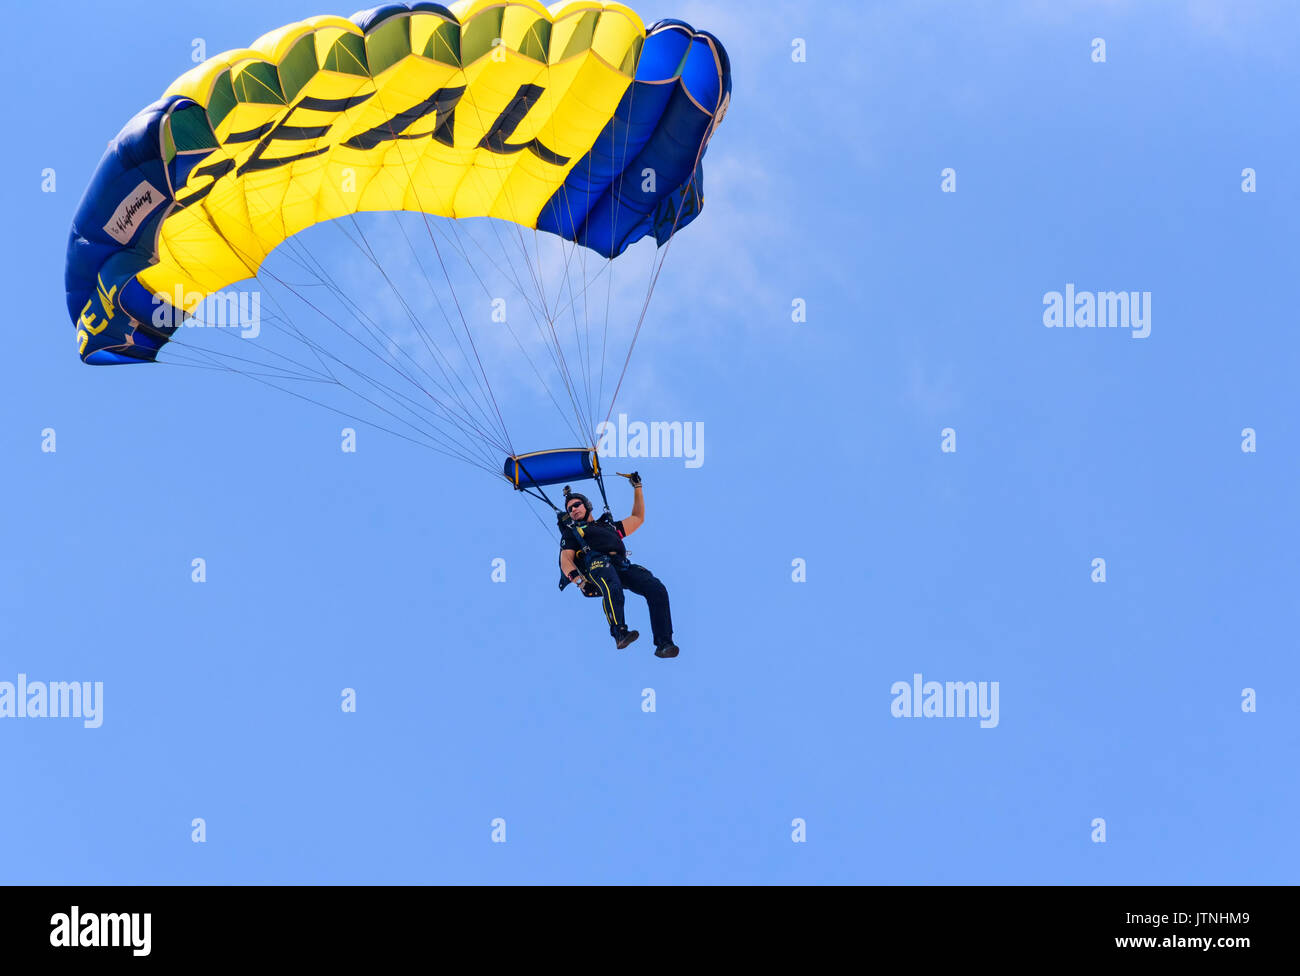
left=562, top=485, right=592, bottom=519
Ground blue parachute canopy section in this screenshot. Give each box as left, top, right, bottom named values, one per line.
left=504, top=449, right=600, bottom=490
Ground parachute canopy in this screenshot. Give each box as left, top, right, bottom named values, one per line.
left=65, top=0, right=731, bottom=366
left=62, top=0, right=730, bottom=524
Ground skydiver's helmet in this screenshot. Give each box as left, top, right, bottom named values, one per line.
left=563, top=485, right=593, bottom=522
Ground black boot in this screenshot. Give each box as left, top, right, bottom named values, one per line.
left=614, top=628, right=639, bottom=650
left=654, top=641, right=679, bottom=658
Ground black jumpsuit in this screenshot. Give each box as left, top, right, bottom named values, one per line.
left=560, top=516, right=673, bottom=647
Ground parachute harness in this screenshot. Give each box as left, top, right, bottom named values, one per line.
left=508, top=453, right=619, bottom=595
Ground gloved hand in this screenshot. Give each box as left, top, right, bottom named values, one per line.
left=623, top=471, right=642, bottom=487
left=579, top=577, right=601, bottom=598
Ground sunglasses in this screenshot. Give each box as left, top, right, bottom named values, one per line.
left=567, top=501, right=585, bottom=511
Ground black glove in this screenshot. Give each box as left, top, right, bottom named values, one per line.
left=627, top=471, right=642, bottom=487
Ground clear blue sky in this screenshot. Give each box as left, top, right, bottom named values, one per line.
left=2, top=0, right=1296, bottom=884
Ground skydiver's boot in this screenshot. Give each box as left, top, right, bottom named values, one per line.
left=614, top=628, right=639, bottom=650
left=654, top=641, right=680, bottom=658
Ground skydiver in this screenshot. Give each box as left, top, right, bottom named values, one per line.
left=558, top=472, right=679, bottom=658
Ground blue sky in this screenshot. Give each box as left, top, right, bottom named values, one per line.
left=2, top=0, right=1297, bottom=883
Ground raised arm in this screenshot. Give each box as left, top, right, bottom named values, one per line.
left=621, top=476, right=645, bottom=536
